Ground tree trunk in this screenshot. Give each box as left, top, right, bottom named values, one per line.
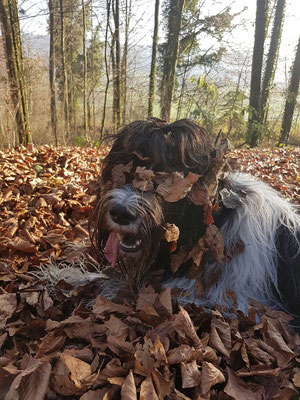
left=148, top=0, right=160, bottom=117
left=100, top=0, right=111, bottom=137
left=279, top=37, right=300, bottom=144
left=261, top=0, right=286, bottom=124
left=49, top=0, right=58, bottom=146
left=246, top=0, right=268, bottom=147
left=160, top=0, right=185, bottom=121
left=121, top=0, right=131, bottom=123
left=81, top=0, right=88, bottom=137
left=59, top=0, right=70, bottom=141
left=0, top=0, right=31, bottom=145
left=112, top=0, right=121, bottom=128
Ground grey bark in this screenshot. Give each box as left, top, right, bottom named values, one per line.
left=148, top=0, right=160, bottom=117
left=0, top=0, right=31, bottom=145
left=279, top=37, right=300, bottom=144
left=49, top=0, right=58, bottom=146
left=246, top=0, right=268, bottom=147
left=261, top=0, right=286, bottom=124
left=160, top=0, right=185, bottom=121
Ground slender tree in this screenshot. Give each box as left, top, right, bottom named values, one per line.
left=160, top=0, right=185, bottom=121
left=49, top=0, right=58, bottom=146
left=279, top=37, right=300, bottom=145
left=100, top=0, right=111, bottom=137
left=148, top=0, right=160, bottom=117
left=112, top=0, right=122, bottom=128
left=59, top=0, right=70, bottom=141
left=261, top=0, right=286, bottom=124
left=121, top=0, right=132, bottom=122
left=81, top=0, right=88, bottom=136
left=0, top=0, right=31, bottom=145
left=246, top=0, right=268, bottom=147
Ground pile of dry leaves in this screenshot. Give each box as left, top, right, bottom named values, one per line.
left=0, top=145, right=299, bottom=399
left=230, top=147, right=300, bottom=203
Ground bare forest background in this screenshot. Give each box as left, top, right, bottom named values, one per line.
left=0, top=0, right=299, bottom=148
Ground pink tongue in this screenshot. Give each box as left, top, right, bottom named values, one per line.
left=104, top=232, right=119, bottom=267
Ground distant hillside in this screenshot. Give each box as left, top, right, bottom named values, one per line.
left=23, top=34, right=50, bottom=58
left=22, top=34, right=152, bottom=74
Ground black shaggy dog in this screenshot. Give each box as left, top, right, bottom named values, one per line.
left=93, top=118, right=300, bottom=327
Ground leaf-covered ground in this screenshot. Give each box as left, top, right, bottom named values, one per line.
left=0, top=146, right=299, bottom=399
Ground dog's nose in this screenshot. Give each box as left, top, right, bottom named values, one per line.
left=109, top=204, right=137, bottom=225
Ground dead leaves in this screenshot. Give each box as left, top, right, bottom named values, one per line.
left=0, top=147, right=300, bottom=398
left=52, top=353, right=96, bottom=396
left=230, top=147, right=300, bottom=203
left=0, top=146, right=106, bottom=269
left=0, top=266, right=300, bottom=399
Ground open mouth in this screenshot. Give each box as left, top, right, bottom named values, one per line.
left=104, top=231, right=142, bottom=267
left=119, top=234, right=142, bottom=253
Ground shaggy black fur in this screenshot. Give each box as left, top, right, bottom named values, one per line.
left=92, top=118, right=300, bottom=330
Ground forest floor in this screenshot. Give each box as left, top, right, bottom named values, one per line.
left=0, top=146, right=299, bottom=399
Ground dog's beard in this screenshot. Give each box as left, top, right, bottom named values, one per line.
left=94, top=185, right=164, bottom=291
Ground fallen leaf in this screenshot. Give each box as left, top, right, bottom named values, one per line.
left=180, top=360, right=201, bottom=388
left=200, top=361, right=225, bottom=395
left=121, top=370, right=137, bottom=400
left=140, top=376, right=159, bottom=400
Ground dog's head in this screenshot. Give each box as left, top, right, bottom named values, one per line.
left=92, top=119, right=227, bottom=290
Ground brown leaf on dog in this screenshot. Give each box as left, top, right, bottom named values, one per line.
left=187, top=183, right=209, bottom=206
left=155, top=172, right=200, bottom=202
left=180, top=360, right=201, bottom=388
left=170, top=245, right=190, bottom=273
left=203, top=203, right=214, bottom=225
left=201, top=361, right=225, bottom=395
left=164, top=223, right=180, bottom=243
left=187, top=237, right=206, bottom=267
left=132, top=167, right=155, bottom=191
left=204, top=224, right=224, bottom=264
left=111, top=161, right=133, bottom=188
left=121, top=370, right=137, bottom=400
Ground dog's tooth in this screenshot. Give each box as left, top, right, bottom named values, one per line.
left=117, top=233, right=122, bottom=241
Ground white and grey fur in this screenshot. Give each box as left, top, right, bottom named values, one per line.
left=166, top=172, right=300, bottom=314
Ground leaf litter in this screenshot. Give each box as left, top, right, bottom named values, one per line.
left=0, top=145, right=299, bottom=399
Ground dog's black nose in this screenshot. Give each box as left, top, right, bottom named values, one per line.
left=109, top=204, right=137, bottom=225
